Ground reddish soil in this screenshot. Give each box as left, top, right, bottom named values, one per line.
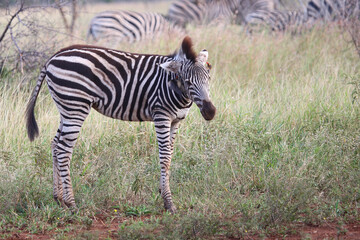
left=3, top=217, right=360, bottom=240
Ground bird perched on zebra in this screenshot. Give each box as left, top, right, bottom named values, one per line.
left=26, top=36, right=216, bottom=214
left=88, top=10, right=184, bottom=43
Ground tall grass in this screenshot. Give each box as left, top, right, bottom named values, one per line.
left=0, top=2, right=359, bottom=238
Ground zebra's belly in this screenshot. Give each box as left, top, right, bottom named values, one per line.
left=92, top=102, right=153, bottom=122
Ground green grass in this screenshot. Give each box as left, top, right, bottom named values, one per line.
left=1, top=3, right=360, bottom=239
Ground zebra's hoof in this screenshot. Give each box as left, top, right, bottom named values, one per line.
left=54, top=196, right=67, bottom=208
left=165, top=204, right=177, bottom=214
left=68, top=205, right=79, bottom=215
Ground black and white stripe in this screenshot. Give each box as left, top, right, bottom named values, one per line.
left=26, top=36, right=216, bottom=213
left=245, top=9, right=307, bottom=32
left=167, top=0, right=242, bottom=26
left=306, top=0, right=360, bottom=23
left=167, top=0, right=278, bottom=27
left=236, top=0, right=278, bottom=24
left=88, top=10, right=184, bottom=42
left=167, top=0, right=207, bottom=27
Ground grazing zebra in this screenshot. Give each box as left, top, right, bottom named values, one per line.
left=167, top=0, right=207, bottom=27
left=167, top=0, right=244, bottom=26
left=236, top=0, right=278, bottom=24
left=88, top=10, right=184, bottom=43
left=26, top=36, right=216, bottom=214
left=166, top=0, right=278, bottom=27
left=245, top=9, right=307, bottom=32
left=306, top=0, right=360, bottom=23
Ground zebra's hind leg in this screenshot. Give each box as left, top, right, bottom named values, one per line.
left=52, top=120, right=66, bottom=207
left=55, top=118, right=87, bottom=211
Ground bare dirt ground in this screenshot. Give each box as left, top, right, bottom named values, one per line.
left=4, top=216, right=360, bottom=240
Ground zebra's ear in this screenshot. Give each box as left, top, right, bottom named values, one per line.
left=160, top=61, right=182, bottom=73
left=197, top=49, right=208, bottom=65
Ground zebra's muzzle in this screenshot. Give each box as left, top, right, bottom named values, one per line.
left=200, top=100, right=216, bottom=121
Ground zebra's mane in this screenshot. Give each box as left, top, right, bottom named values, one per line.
left=167, top=36, right=197, bottom=63
left=181, top=36, right=197, bottom=63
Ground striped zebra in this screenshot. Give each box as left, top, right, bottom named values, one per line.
left=306, top=0, right=360, bottom=23
left=167, top=0, right=278, bottom=27
left=167, top=0, right=240, bottom=26
left=26, top=36, right=216, bottom=213
left=236, top=0, right=280, bottom=24
left=88, top=10, right=184, bottom=43
left=245, top=9, right=307, bottom=32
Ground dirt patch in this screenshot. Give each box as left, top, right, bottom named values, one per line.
left=3, top=218, right=360, bottom=240
left=285, top=223, right=360, bottom=240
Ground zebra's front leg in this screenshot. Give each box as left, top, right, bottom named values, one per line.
left=154, top=115, right=177, bottom=213
left=159, top=120, right=180, bottom=194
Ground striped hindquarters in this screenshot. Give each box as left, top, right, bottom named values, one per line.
left=167, top=0, right=242, bottom=26
left=237, top=0, right=278, bottom=24
left=45, top=45, right=168, bottom=122
left=167, top=0, right=207, bottom=27
left=88, top=10, right=179, bottom=42
left=205, top=0, right=240, bottom=24
left=246, top=9, right=307, bottom=32
left=306, top=0, right=360, bottom=23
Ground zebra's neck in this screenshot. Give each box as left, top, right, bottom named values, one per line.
left=158, top=57, right=193, bottom=109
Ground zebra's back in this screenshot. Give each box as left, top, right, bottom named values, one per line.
left=88, top=11, right=176, bottom=42
left=46, top=45, right=168, bottom=121
left=245, top=9, right=307, bottom=32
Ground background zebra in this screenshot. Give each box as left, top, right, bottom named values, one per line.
left=245, top=9, right=308, bottom=32
left=166, top=0, right=208, bottom=27
left=244, top=0, right=360, bottom=33
left=235, top=0, right=280, bottom=24
left=166, top=0, right=278, bottom=27
left=88, top=10, right=184, bottom=43
left=306, top=0, right=360, bottom=23
left=26, top=36, right=216, bottom=214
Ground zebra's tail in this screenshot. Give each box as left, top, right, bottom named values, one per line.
left=26, top=66, right=46, bottom=141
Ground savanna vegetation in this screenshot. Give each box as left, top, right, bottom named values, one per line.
left=0, top=1, right=359, bottom=239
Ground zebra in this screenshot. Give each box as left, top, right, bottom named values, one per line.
left=26, top=36, right=216, bottom=214
left=306, top=0, right=360, bottom=23
left=166, top=0, right=278, bottom=27
left=245, top=9, right=308, bottom=32
left=236, top=0, right=280, bottom=24
left=167, top=0, right=241, bottom=27
left=166, top=0, right=208, bottom=27
left=88, top=10, right=184, bottom=43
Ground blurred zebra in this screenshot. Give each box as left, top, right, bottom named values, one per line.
left=88, top=10, right=184, bottom=43
left=167, top=0, right=276, bottom=26
left=236, top=0, right=279, bottom=24
left=245, top=9, right=307, bottom=32
left=306, top=0, right=360, bottom=23
left=26, top=36, right=216, bottom=214
left=167, top=0, right=207, bottom=27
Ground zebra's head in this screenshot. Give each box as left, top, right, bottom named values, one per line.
left=160, top=36, right=216, bottom=121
